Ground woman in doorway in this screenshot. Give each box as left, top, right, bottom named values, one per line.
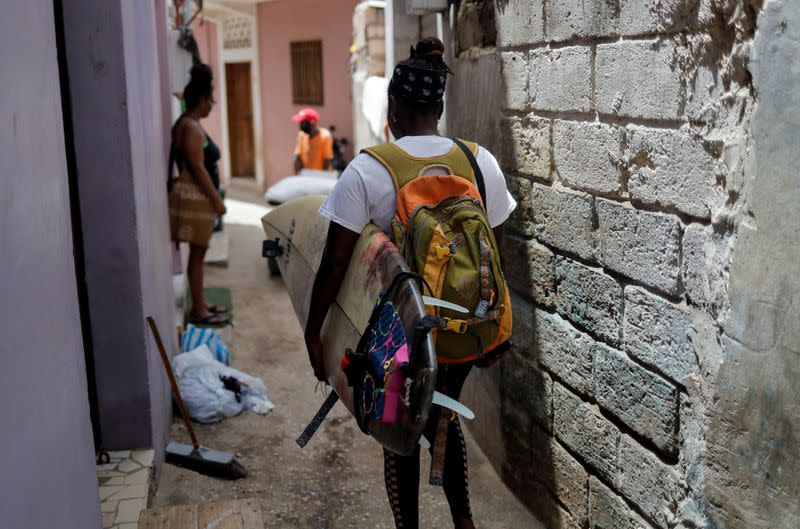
left=304, top=38, right=516, bottom=529
left=168, top=64, right=228, bottom=325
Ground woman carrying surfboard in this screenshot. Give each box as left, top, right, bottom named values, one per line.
left=305, top=37, right=516, bottom=529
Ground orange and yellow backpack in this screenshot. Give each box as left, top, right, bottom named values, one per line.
left=362, top=138, right=512, bottom=365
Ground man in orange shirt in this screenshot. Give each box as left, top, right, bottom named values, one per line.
left=292, top=108, right=334, bottom=173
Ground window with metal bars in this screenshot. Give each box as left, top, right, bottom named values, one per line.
left=290, top=40, right=324, bottom=106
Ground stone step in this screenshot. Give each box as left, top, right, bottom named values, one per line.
left=204, top=229, right=230, bottom=266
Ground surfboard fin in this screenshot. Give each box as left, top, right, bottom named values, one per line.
left=422, top=296, right=469, bottom=314
left=432, top=391, right=475, bottom=420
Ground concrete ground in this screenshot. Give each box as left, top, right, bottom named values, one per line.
left=150, top=179, right=544, bottom=529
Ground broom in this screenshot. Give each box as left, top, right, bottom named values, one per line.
left=147, top=316, right=247, bottom=480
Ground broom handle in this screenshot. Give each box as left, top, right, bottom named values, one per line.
left=147, top=316, right=199, bottom=449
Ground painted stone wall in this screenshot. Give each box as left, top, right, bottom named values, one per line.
left=120, top=0, right=178, bottom=466
left=62, top=0, right=175, bottom=454
left=449, top=1, right=799, bottom=528
left=193, top=18, right=229, bottom=186
left=0, top=2, right=101, bottom=528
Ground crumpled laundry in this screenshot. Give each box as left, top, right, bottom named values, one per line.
left=173, top=344, right=274, bottom=423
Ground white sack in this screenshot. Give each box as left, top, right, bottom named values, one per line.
left=173, top=344, right=275, bottom=424
left=264, top=176, right=337, bottom=205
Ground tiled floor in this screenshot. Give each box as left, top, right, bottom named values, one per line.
left=97, top=449, right=154, bottom=529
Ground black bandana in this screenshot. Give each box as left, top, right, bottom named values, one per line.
left=388, top=63, right=447, bottom=105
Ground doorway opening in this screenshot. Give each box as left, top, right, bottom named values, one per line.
left=225, top=62, right=256, bottom=177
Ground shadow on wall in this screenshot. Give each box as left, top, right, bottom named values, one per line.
left=495, top=89, right=550, bottom=505
left=463, top=299, right=564, bottom=529
left=498, top=339, right=564, bottom=528
left=460, top=112, right=564, bottom=529
left=499, top=80, right=566, bottom=515
left=447, top=11, right=569, bottom=525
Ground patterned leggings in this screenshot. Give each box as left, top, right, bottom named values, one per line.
left=383, top=364, right=473, bottom=529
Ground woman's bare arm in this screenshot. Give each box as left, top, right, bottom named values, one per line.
left=304, top=222, right=360, bottom=381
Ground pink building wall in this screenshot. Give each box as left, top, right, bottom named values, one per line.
left=257, top=0, right=359, bottom=187
left=193, top=18, right=228, bottom=186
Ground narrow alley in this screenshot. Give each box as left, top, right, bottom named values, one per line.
left=149, top=180, right=544, bottom=528
left=4, top=2, right=800, bottom=529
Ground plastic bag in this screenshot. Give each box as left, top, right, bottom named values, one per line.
left=180, top=324, right=231, bottom=366
left=173, top=344, right=274, bottom=423
left=178, top=367, right=244, bottom=423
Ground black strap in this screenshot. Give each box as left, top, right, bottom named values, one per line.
left=167, top=144, right=176, bottom=193
left=452, top=138, right=486, bottom=208
left=296, top=391, right=340, bottom=448
left=167, top=116, right=183, bottom=193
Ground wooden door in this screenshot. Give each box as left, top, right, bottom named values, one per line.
left=225, top=62, right=255, bottom=177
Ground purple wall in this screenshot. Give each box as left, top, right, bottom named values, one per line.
left=121, top=0, right=176, bottom=466
left=62, top=0, right=175, bottom=455
left=0, top=2, right=101, bottom=528
left=193, top=18, right=229, bottom=186
left=156, top=0, right=175, bottom=177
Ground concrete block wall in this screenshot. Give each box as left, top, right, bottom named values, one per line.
left=451, top=1, right=800, bottom=528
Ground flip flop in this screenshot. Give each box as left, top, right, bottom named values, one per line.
left=206, top=304, right=228, bottom=314
left=189, top=313, right=229, bottom=325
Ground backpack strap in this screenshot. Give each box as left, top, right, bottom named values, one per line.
left=361, top=143, right=416, bottom=191
left=167, top=118, right=180, bottom=193
left=362, top=141, right=480, bottom=192
left=452, top=138, right=486, bottom=207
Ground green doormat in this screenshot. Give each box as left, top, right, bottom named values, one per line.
left=185, top=287, right=233, bottom=328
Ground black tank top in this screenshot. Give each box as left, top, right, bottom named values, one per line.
left=169, top=115, right=222, bottom=191
left=202, top=135, right=221, bottom=190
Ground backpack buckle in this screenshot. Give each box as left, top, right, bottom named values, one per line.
left=435, top=244, right=454, bottom=261
left=441, top=318, right=468, bottom=334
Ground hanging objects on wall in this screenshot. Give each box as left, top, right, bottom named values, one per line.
left=171, top=0, right=203, bottom=30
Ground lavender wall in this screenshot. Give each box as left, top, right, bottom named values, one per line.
left=120, top=0, right=176, bottom=466
left=0, top=2, right=101, bottom=528
left=193, top=18, right=229, bottom=186
left=156, top=0, right=174, bottom=176
left=62, top=0, right=175, bottom=454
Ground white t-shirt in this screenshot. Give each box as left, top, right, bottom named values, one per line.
left=319, top=136, right=517, bottom=234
